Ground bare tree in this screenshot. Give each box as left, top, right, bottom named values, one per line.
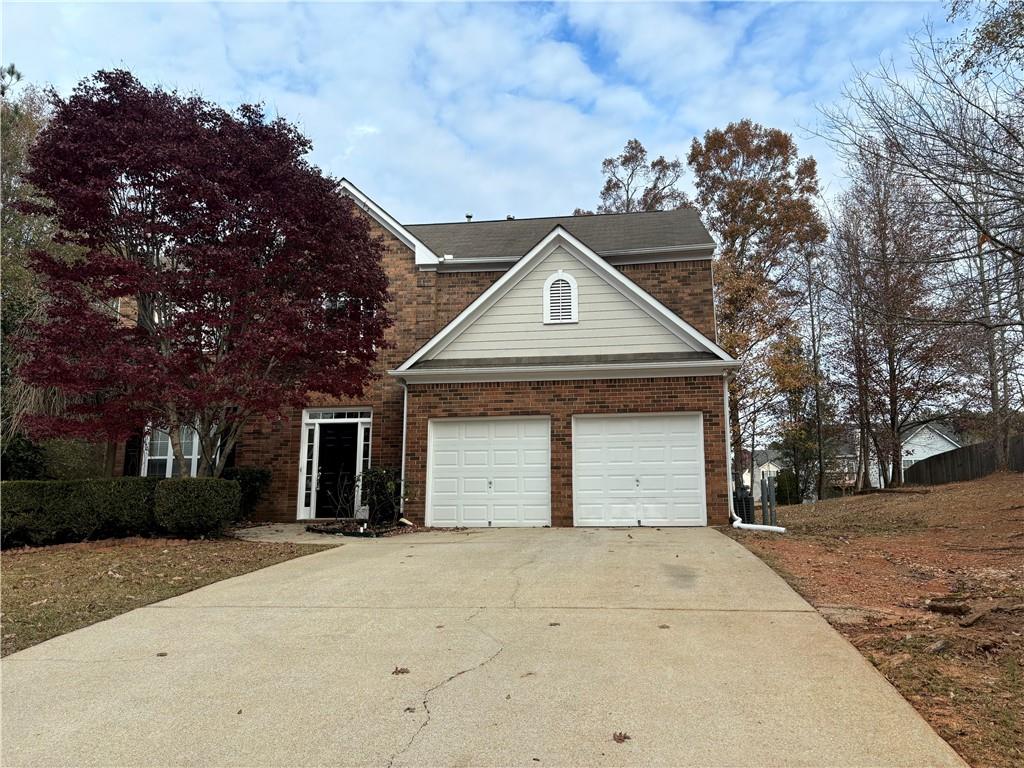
left=818, top=3, right=1023, bottom=468
left=822, top=145, right=966, bottom=486
left=575, top=138, right=688, bottom=215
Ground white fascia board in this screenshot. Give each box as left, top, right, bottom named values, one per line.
left=389, top=358, right=738, bottom=384
left=914, top=423, right=961, bottom=449
left=395, top=225, right=734, bottom=371
left=338, top=178, right=439, bottom=267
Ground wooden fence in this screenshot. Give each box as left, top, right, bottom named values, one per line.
left=903, top=434, right=1024, bottom=485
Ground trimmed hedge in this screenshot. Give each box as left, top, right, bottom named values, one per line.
left=154, top=478, right=240, bottom=538
left=222, top=467, right=272, bottom=520
left=1, top=475, right=243, bottom=548
left=1, top=477, right=161, bottom=548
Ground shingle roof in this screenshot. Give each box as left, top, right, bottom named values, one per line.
left=405, top=208, right=713, bottom=261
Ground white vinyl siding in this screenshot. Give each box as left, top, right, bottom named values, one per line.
left=433, top=247, right=694, bottom=360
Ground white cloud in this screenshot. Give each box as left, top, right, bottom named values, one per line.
left=3, top=1, right=956, bottom=222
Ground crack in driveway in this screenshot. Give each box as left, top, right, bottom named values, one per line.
left=386, top=607, right=503, bottom=768
left=507, top=548, right=541, bottom=608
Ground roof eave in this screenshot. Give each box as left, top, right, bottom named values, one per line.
left=339, top=178, right=440, bottom=267
left=389, top=358, right=738, bottom=384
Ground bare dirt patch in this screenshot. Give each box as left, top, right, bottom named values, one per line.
left=727, top=473, right=1024, bottom=768
left=1, top=537, right=330, bottom=656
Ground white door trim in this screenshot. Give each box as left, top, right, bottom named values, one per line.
left=425, top=416, right=552, bottom=527
left=571, top=411, right=707, bottom=527
left=295, top=409, right=373, bottom=520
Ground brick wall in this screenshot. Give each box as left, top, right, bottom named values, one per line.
left=616, top=260, right=717, bottom=341
left=236, top=224, right=505, bottom=521
left=156, top=212, right=723, bottom=523
left=403, top=377, right=730, bottom=527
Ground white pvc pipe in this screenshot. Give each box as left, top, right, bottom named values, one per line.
left=398, top=379, right=409, bottom=518
left=723, top=371, right=785, bottom=534
left=731, top=515, right=786, bottom=534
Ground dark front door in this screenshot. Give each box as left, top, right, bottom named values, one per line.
left=314, top=423, right=359, bottom=518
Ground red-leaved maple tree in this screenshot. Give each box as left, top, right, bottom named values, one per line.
left=17, top=70, right=390, bottom=476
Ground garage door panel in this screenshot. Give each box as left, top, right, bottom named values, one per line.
left=431, top=505, right=458, bottom=525
left=492, top=477, right=518, bottom=494
left=432, top=478, right=458, bottom=495
left=606, top=474, right=636, bottom=493
left=523, top=421, right=550, bottom=438
left=522, top=476, right=548, bottom=493
left=463, top=423, right=490, bottom=439
left=492, top=449, right=519, bottom=466
left=638, top=445, right=666, bottom=463
left=573, top=413, right=706, bottom=527
left=428, top=418, right=551, bottom=527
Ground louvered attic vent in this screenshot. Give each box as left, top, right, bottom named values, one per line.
left=543, top=271, right=578, bottom=324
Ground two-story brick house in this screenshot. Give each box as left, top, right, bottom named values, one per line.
left=122, top=180, right=738, bottom=527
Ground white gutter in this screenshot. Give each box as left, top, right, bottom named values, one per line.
left=388, top=359, right=738, bottom=385
left=723, top=371, right=785, bottom=534
left=398, top=379, right=409, bottom=517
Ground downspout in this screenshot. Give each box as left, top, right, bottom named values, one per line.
left=723, top=371, right=786, bottom=534
left=398, top=378, right=409, bottom=517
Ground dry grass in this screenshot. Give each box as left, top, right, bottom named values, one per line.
left=728, top=473, right=1024, bottom=768
left=1, top=537, right=330, bottom=656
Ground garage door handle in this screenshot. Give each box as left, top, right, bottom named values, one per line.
left=635, top=477, right=640, bottom=488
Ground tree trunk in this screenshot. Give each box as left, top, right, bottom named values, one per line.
left=167, top=426, right=188, bottom=479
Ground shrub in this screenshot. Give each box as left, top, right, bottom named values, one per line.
left=221, top=467, right=272, bottom=521
left=1, top=435, right=46, bottom=480
left=357, top=467, right=404, bottom=527
left=154, top=478, right=240, bottom=538
left=1, top=481, right=48, bottom=547
left=101, top=477, right=162, bottom=537
left=0, top=477, right=162, bottom=548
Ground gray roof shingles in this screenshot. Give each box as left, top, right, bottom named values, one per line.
left=406, top=208, right=713, bottom=261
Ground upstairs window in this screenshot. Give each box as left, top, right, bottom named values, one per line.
left=543, top=271, right=578, bottom=324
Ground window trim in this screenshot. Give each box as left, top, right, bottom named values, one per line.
left=140, top=426, right=203, bottom=478
left=542, top=270, right=578, bottom=325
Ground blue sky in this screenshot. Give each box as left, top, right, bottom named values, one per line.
left=4, top=1, right=955, bottom=223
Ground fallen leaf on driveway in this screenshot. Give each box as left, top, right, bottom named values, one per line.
left=392, top=666, right=410, bottom=675
left=612, top=732, right=631, bottom=743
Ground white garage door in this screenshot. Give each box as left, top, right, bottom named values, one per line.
left=573, top=413, right=706, bottom=526
left=427, top=418, right=551, bottom=527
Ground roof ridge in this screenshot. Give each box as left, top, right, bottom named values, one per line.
left=406, top=207, right=697, bottom=227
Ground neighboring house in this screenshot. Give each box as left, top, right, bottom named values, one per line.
left=868, top=423, right=962, bottom=487
left=740, top=449, right=783, bottom=504
left=116, top=180, right=738, bottom=527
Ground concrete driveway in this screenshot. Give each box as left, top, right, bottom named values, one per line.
left=2, top=528, right=962, bottom=767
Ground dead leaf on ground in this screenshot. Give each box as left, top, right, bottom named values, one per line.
left=658, top=624, right=670, bottom=629
left=612, top=732, right=631, bottom=743
left=548, top=622, right=560, bottom=627
left=392, top=666, right=410, bottom=675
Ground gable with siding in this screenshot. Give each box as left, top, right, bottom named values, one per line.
left=431, top=245, right=697, bottom=361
